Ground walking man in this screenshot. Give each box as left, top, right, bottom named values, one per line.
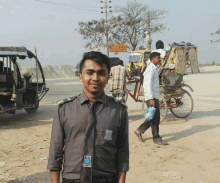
left=134, top=52, right=168, bottom=145
left=110, top=59, right=130, bottom=104
left=47, top=52, right=129, bottom=183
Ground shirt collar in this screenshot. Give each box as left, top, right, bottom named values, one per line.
left=150, top=62, right=158, bottom=70
left=80, top=91, right=107, bottom=105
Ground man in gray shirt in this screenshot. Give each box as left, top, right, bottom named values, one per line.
left=47, top=51, right=129, bottom=183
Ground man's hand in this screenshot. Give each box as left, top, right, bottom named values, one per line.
left=150, top=99, right=155, bottom=107
left=50, top=171, right=60, bottom=183
left=118, top=172, right=126, bottom=183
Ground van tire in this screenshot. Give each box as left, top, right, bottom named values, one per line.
left=25, top=101, right=39, bottom=114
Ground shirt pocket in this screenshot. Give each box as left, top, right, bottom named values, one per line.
left=95, top=129, right=117, bottom=147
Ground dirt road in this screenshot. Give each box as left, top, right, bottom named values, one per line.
left=0, top=66, right=220, bottom=183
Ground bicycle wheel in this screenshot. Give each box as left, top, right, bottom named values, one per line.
left=170, top=89, right=194, bottom=118
left=142, top=94, right=167, bottom=123
left=124, top=89, right=128, bottom=102
left=159, top=94, right=168, bottom=123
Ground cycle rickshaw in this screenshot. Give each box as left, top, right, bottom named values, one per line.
left=125, top=43, right=200, bottom=122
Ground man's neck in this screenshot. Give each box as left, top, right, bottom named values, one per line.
left=151, top=61, right=157, bottom=66
left=83, top=89, right=103, bottom=102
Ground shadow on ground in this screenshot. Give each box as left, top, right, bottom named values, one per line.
left=163, top=124, right=220, bottom=143
left=0, top=105, right=56, bottom=130
left=188, top=109, right=220, bottom=119
left=8, top=171, right=52, bottom=183
left=198, top=70, right=220, bottom=74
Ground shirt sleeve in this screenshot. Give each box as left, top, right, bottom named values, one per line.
left=143, top=68, right=154, bottom=100
left=161, top=50, right=166, bottom=59
left=47, top=107, right=65, bottom=171
left=117, top=108, right=129, bottom=172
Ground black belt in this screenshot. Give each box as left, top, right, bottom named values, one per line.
left=62, top=178, right=80, bottom=183
left=63, top=176, right=118, bottom=183
left=92, top=175, right=118, bottom=183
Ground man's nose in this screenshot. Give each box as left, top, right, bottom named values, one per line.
left=92, top=73, right=99, bottom=80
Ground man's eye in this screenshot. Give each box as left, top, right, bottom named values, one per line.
left=87, top=71, right=93, bottom=75
left=99, top=71, right=106, bottom=75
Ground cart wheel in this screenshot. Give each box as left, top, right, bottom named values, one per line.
left=25, top=100, right=39, bottom=114
left=170, top=89, right=194, bottom=118
left=125, top=90, right=128, bottom=102
left=142, top=99, right=146, bottom=116
left=159, top=94, right=168, bottom=123
left=142, top=94, right=167, bottom=123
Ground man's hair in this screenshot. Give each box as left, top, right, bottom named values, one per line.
left=79, top=51, right=110, bottom=73
left=156, top=40, right=164, bottom=49
left=150, top=52, right=160, bottom=61
left=117, top=59, right=124, bottom=66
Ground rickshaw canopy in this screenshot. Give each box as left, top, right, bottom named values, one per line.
left=0, top=46, right=28, bottom=57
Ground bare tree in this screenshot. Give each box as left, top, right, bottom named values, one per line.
left=77, top=0, right=167, bottom=51
left=111, top=1, right=167, bottom=51
left=210, top=29, right=220, bottom=43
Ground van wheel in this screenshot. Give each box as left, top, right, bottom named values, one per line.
left=25, top=101, right=39, bottom=114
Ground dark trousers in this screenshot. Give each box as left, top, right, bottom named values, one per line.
left=62, top=176, right=118, bottom=183
left=137, top=98, right=162, bottom=141
left=62, top=178, right=80, bottom=183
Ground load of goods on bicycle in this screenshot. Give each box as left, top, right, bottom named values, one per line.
left=126, top=41, right=200, bottom=122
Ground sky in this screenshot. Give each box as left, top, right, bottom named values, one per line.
left=1, top=0, right=220, bottom=66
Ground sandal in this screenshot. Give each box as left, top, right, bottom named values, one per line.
left=134, top=131, right=144, bottom=142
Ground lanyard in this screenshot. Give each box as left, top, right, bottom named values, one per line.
left=80, top=101, right=99, bottom=183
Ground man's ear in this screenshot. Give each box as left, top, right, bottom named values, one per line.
left=78, top=73, right=83, bottom=83
left=106, top=74, right=110, bottom=84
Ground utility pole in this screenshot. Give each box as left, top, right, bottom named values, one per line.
left=101, top=0, right=112, bottom=56
left=146, top=11, right=152, bottom=50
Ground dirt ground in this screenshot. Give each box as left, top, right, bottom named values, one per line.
left=0, top=66, right=220, bottom=183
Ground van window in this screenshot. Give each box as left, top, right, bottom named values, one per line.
left=144, top=52, right=151, bottom=62
left=17, top=56, right=43, bottom=83
left=129, top=53, right=142, bottom=63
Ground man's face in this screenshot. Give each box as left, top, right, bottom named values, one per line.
left=79, top=59, right=109, bottom=96
left=152, top=55, right=161, bottom=66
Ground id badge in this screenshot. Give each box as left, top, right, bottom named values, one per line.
left=104, top=130, right=113, bottom=140
left=83, top=155, right=91, bottom=167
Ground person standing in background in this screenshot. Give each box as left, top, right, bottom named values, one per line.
left=110, top=59, right=131, bottom=104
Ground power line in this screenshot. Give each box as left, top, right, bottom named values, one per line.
left=31, top=6, right=87, bottom=14
left=35, top=0, right=99, bottom=8
left=34, top=0, right=100, bottom=12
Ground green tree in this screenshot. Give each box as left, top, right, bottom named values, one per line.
left=210, top=29, right=220, bottom=43
left=77, top=19, right=106, bottom=50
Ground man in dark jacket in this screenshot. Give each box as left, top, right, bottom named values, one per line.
left=47, top=51, right=129, bottom=183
